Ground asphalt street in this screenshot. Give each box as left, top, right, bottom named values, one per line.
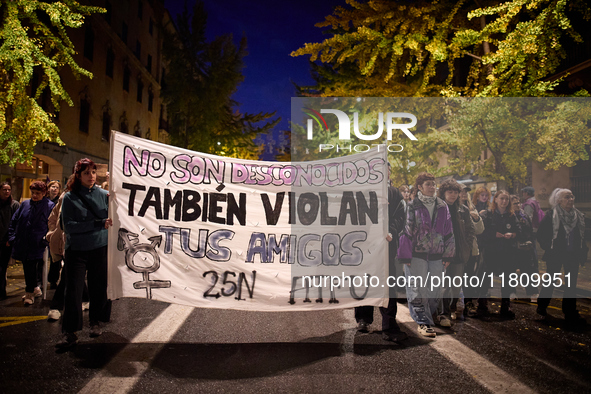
left=1, top=263, right=591, bottom=393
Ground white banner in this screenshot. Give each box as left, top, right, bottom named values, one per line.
left=107, top=132, right=388, bottom=311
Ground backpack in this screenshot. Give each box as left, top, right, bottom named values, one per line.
left=523, top=198, right=544, bottom=230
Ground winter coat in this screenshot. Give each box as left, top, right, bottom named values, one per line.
left=8, top=197, right=55, bottom=261
left=537, top=208, right=588, bottom=266
left=0, top=198, right=19, bottom=242
left=480, top=209, right=523, bottom=274
left=398, top=196, right=455, bottom=264
left=450, top=203, right=477, bottom=265
left=46, top=192, right=66, bottom=260
left=62, top=185, right=109, bottom=251
left=388, top=186, right=406, bottom=250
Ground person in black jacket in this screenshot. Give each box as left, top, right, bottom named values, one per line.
left=0, top=182, right=20, bottom=300
left=436, top=180, right=478, bottom=326
left=355, top=163, right=408, bottom=342
left=537, top=188, right=588, bottom=327
left=479, top=190, right=524, bottom=319
left=8, top=181, right=54, bottom=304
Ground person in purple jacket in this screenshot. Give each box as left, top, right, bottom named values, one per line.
left=398, top=172, right=455, bottom=338
left=8, top=181, right=55, bottom=305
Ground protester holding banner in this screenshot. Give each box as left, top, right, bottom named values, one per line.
left=398, top=172, right=455, bottom=338
left=57, top=159, right=112, bottom=349
left=46, top=174, right=90, bottom=321
left=8, top=181, right=54, bottom=305
left=0, top=182, right=19, bottom=300
left=355, top=164, right=408, bottom=342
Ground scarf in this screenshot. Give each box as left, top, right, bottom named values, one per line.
left=552, top=205, right=585, bottom=247
left=417, top=191, right=436, bottom=206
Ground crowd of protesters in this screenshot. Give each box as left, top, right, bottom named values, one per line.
left=1, top=158, right=112, bottom=349
left=360, top=173, right=588, bottom=341
left=1, top=162, right=588, bottom=347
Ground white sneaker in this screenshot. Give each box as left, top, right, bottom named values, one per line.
left=23, top=293, right=34, bottom=305
left=48, top=309, right=61, bottom=320
left=418, top=324, right=436, bottom=337
left=33, top=287, right=42, bottom=298
left=82, top=302, right=90, bottom=311
left=530, top=294, right=539, bottom=303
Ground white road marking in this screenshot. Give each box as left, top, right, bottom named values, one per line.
left=396, top=306, right=537, bottom=393
left=78, top=304, right=194, bottom=394
left=339, top=310, right=358, bottom=368
left=80, top=302, right=574, bottom=394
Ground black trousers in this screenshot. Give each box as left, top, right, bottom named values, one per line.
left=47, top=254, right=62, bottom=285
left=50, top=260, right=89, bottom=310
left=354, top=299, right=400, bottom=332
left=23, top=258, right=44, bottom=293
left=354, top=250, right=401, bottom=333
left=0, top=242, right=12, bottom=297
left=537, top=252, right=580, bottom=317
left=62, top=246, right=109, bottom=333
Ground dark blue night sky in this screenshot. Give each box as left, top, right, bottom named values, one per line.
left=164, top=0, right=346, bottom=159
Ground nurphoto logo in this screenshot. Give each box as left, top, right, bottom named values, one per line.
left=303, top=108, right=418, bottom=153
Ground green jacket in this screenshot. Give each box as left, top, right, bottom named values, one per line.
left=62, top=185, right=109, bottom=251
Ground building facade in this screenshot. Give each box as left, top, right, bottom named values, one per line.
left=0, top=0, right=170, bottom=199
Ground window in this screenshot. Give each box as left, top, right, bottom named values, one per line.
left=134, top=121, right=142, bottom=137
left=102, top=109, right=111, bottom=141
left=148, top=88, right=153, bottom=112
left=147, top=54, right=152, bottom=73
left=121, top=22, right=128, bottom=44
left=149, top=18, right=154, bottom=36
left=83, top=25, right=94, bottom=61
left=138, top=0, right=143, bottom=20
left=137, top=78, right=143, bottom=103
left=123, top=65, right=130, bottom=92
left=120, top=112, right=129, bottom=134
left=106, top=47, right=114, bottom=78
left=136, top=40, right=141, bottom=59
left=79, top=98, right=90, bottom=133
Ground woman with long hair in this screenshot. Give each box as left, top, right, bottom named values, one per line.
left=398, top=172, right=455, bottom=337
left=57, top=159, right=112, bottom=348
left=46, top=174, right=90, bottom=320
left=46, top=180, right=63, bottom=288
left=479, top=190, right=523, bottom=319
left=472, top=186, right=491, bottom=214
left=510, top=195, right=539, bottom=301
left=537, top=188, right=588, bottom=327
